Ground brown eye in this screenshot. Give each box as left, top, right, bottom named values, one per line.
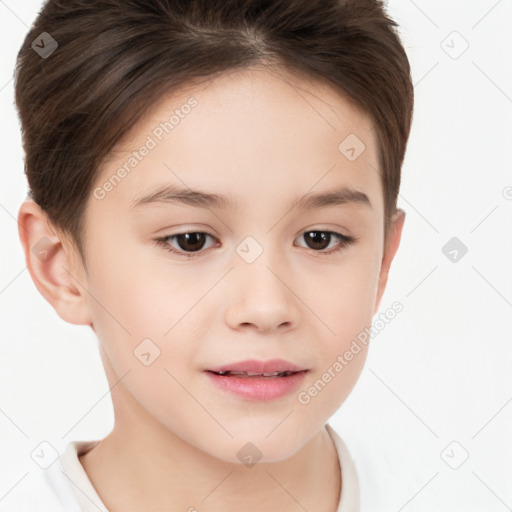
left=174, top=232, right=207, bottom=252
left=297, top=230, right=355, bottom=254
left=155, top=232, right=217, bottom=257
left=303, top=231, right=331, bottom=250
left=155, top=229, right=355, bottom=259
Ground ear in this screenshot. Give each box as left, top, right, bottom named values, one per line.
left=373, top=208, right=406, bottom=315
left=17, top=199, right=92, bottom=326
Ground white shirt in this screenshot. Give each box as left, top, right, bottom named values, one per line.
left=2, top=423, right=359, bottom=512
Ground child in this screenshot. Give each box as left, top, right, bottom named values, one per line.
left=13, top=0, right=413, bottom=510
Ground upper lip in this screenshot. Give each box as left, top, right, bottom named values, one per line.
left=206, top=359, right=308, bottom=374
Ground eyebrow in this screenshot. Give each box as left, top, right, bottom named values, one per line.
left=129, top=183, right=371, bottom=211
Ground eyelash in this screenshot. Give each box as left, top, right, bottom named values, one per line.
left=153, top=230, right=356, bottom=258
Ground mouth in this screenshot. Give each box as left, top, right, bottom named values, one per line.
left=207, top=370, right=304, bottom=378
left=206, top=358, right=309, bottom=375
left=204, top=361, right=310, bottom=401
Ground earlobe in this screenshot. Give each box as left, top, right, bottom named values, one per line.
left=373, top=208, right=406, bottom=315
left=17, top=199, right=92, bottom=326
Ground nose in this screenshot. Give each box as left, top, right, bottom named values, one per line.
left=223, top=249, right=300, bottom=333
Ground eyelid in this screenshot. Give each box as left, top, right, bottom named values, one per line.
left=154, top=231, right=218, bottom=258
left=154, top=227, right=357, bottom=258
left=297, top=232, right=357, bottom=258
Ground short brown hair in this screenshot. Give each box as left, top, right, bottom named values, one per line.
left=14, top=0, right=413, bottom=269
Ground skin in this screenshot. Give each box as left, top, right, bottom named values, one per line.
left=18, top=65, right=405, bottom=512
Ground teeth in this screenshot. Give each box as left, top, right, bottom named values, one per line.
left=215, top=370, right=294, bottom=377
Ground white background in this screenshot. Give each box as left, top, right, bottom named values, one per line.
left=1, top=1, right=511, bottom=510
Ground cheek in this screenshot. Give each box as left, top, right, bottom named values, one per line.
left=308, top=244, right=382, bottom=337
left=85, top=241, right=206, bottom=378
left=303, top=243, right=381, bottom=393
left=85, top=257, right=198, bottom=428
left=86, top=235, right=182, bottom=330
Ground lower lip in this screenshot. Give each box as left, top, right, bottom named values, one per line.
left=204, top=370, right=308, bottom=401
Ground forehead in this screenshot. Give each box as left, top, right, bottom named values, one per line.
left=91, top=65, right=381, bottom=218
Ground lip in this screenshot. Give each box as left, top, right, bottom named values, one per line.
left=207, top=358, right=308, bottom=374
left=205, top=369, right=309, bottom=401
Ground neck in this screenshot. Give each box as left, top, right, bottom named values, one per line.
left=79, top=399, right=341, bottom=512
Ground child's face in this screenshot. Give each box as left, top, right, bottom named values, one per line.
left=74, top=66, right=403, bottom=462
